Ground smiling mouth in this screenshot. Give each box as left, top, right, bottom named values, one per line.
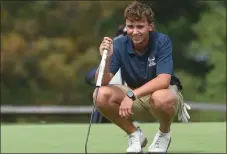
left=133, top=37, right=140, bottom=40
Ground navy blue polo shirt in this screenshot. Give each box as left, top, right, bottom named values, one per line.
left=109, top=31, right=182, bottom=90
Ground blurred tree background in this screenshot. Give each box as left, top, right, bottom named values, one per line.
left=1, top=1, right=226, bottom=122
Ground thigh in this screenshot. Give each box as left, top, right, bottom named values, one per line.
left=149, top=85, right=183, bottom=116
left=103, top=85, right=127, bottom=105
left=131, top=96, right=154, bottom=121
left=114, top=85, right=153, bottom=121
left=93, top=85, right=126, bottom=105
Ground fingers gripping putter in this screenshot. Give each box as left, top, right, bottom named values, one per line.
left=85, top=49, right=109, bottom=154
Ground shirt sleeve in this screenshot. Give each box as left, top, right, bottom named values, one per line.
left=156, top=35, right=173, bottom=75
left=109, top=41, right=121, bottom=75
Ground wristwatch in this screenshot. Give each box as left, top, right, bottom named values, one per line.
left=126, top=90, right=136, bottom=101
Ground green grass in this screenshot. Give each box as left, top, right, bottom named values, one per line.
left=1, top=122, right=226, bottom=153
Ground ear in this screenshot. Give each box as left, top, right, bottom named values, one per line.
left=148, top=22, right=154, bottom=31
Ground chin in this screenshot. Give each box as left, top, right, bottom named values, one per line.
left=133, top=40, right=143, bottom=44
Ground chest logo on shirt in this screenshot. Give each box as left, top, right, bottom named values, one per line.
left=148, top=57, right=156, bottom=67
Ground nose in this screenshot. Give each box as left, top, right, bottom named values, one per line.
left=132, top=28, right=139, bottom=35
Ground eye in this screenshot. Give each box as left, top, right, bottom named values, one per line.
left=127, top=25, right=133, bottom=29
left=137, top=25, right=144, bottom=29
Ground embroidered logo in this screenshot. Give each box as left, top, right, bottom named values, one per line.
left=148, top=57, right=156, bottom=67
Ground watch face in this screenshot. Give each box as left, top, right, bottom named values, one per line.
left=127, top=91, right=134, bottom=97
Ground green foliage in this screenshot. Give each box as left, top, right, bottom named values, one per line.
left=1, top=1, right=226, bottom=122
left=183, top=1, right=226, bottom=103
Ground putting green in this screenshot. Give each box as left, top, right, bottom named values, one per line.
left=1, top=122, right=226, bottom=153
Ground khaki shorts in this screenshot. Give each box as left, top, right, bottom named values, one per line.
left=114, top=84, right=184, bottom=122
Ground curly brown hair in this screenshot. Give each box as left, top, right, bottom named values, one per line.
left=124, top=1, right=154, bottom=24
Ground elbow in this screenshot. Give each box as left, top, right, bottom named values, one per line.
left=157, top=74, right=171, bottom=89
left=163, top=80, right=170, bottom=89
left=102, top=80, right=110, bottom=86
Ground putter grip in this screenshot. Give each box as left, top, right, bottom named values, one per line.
left=96, top=49, right=109, bottom=87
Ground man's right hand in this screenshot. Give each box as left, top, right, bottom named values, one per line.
left=99, top=37, right=113, bottom=58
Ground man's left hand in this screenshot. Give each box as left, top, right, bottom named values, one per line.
left=119, top=96, right=134, bottom=118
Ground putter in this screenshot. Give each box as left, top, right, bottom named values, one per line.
left=85, top=49, right=109, bottom=154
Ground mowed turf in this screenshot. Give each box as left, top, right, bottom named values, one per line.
left=1, top=122, right=226, bottom=153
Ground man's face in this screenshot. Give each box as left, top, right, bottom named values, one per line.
left=125, top=18, right=153, bottom=45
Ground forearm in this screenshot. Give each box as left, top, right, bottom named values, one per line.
left=133, top=74, right=170, bottom=98
left=95, top=58, right=112, bottom=85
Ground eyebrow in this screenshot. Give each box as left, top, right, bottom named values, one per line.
left=126, top=23, right=146, bottom=26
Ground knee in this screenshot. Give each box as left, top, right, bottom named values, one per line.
left=93, top=86, right=111, bottom=109
left=151, top=90, right=176, bottom=111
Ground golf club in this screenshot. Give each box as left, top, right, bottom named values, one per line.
left=85, top=49, right=109, bottom=154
